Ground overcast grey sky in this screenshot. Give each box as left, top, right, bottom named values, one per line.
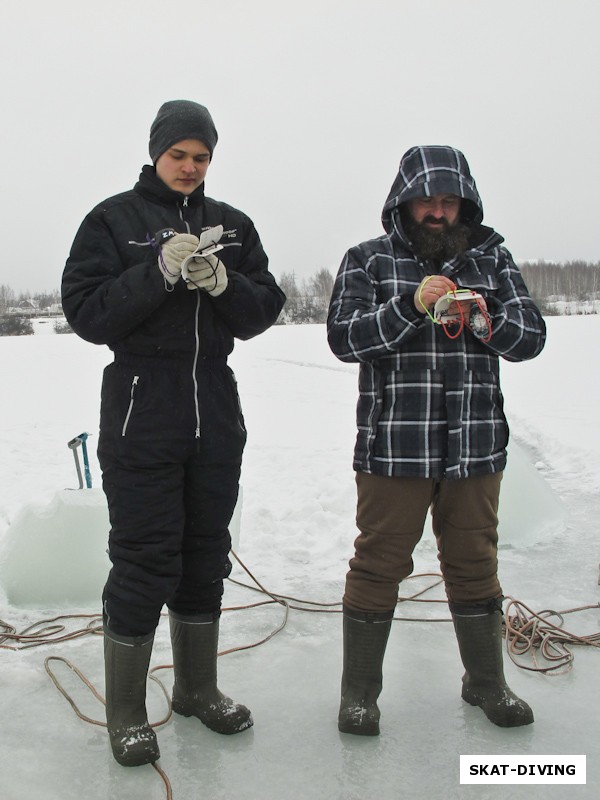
left=1, top=0, right=598, bottom=293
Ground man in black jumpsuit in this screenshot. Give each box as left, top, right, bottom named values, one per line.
left=62, top=100, right=285, bottom=766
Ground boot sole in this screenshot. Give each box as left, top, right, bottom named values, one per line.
left=338, top=718, right=380, bottom=736
left=462, top=692, right=534, bottom=727
left=111, top=744, right=160, bottom=767
left=172, top=700, right=254, bottom=735
left=112, top=752, right=160, bottom=767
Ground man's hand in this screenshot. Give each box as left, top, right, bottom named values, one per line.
left=185, top=253, right=228, bottom=296
left=414, top=276, right=456, bottom=314
left=435, top=291, right=491, bottom=340
left=158, top=233, right=200, bottom=285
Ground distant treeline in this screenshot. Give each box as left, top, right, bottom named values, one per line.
left=277, top=261, right=600, bottom=322
left=276, top=268, right=335, bottom=324
left=0, top=286, right=61, bottom=314
left=519, top=260, right=600, bottom=315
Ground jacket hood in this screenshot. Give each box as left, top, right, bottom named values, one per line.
left=382, top=146, right=483, bottom=235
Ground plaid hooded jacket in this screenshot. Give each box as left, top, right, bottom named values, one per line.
left=327, top=146, right=546, bottom=480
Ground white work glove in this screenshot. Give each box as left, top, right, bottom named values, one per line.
left=184, top=253, right=228, bottom=296
left=157, top=233, right=200, bottom=285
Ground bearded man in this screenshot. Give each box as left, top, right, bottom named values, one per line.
left=327, top=145, right=545, bottom=735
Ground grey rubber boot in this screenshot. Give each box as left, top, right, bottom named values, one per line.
left=103, top=626, right=160, bottom=766
left=169, top=611, right=253, bottom=735
left=451, top=605, right=534, bottom=728
left=338, top=606, right=394, bottom=736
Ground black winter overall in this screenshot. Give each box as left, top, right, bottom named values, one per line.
left=61, top=166, right=285, bottom=637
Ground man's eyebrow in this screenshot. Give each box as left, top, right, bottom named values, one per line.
left=169, top=147, right=209, bottom=156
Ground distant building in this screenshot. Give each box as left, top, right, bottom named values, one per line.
left=8, top=299, right=38, bottom=316
left=6, top=299, right=63, bottom=316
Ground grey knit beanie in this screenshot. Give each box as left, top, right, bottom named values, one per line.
left=149, top=100, right=218, bottom=163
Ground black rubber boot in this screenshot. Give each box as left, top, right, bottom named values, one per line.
left=451, top=603, right=534, bottom=728
left=338, top=606, right=394, bottom=736
left=169, top=611, right=253, bottom=735
left=103, top=626, right=160, bottom=766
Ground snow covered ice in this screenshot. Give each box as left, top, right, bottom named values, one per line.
left=0, top=317, right=599, bottom=799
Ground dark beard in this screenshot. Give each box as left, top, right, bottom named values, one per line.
left=402, top=214, right=472, bottom=264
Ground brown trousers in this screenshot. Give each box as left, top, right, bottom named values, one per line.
left=344, top=471, right=503, bottom=612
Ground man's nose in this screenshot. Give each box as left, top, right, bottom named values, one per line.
left=430, top=200, right=445, bottom=217
left=181, top=159, right=196, bottom=173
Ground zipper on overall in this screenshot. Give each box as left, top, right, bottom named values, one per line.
left=122, top=375, right=139, bottom=436
left=180, top=196, right=202, bottom=438
left=192, top=291, right=201, bottom=438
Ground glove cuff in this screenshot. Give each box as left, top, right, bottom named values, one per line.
left=158, top=254, right=181, bottom=285
left=207, top=273, right=228, bottom=296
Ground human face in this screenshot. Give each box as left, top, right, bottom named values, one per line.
left=155, top=139, right=211, bottom=195
left=406, top=194, right=461, bottom=230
